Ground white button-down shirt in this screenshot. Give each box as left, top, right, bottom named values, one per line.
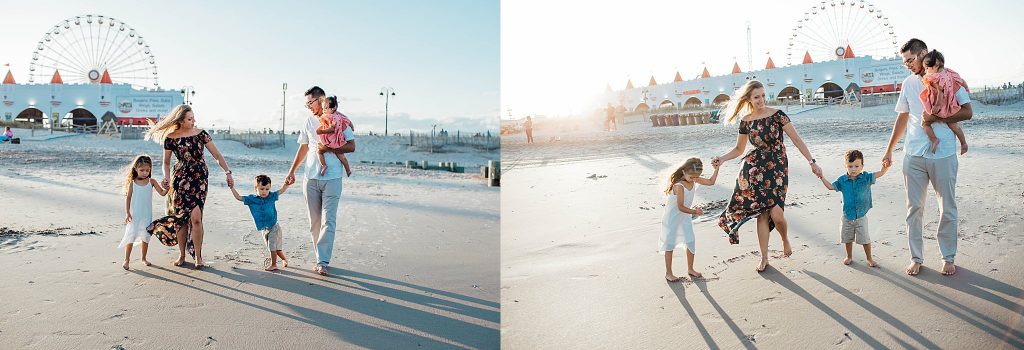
left=895, top=74, right=970, bottom=159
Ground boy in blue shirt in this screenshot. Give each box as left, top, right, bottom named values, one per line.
left=229, top=174, right=291, bottom=271
left=818, top=150, right=890, bottom=267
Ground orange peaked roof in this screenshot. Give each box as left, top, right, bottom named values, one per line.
left=731, top=62, right=742, bottom=74
left=701, top=67, right=711, bottom=78
left=766, top=57, right=776, bottom=69
left=99, top=69, right=112, bottom=84
left=50, top=69, right=63, bottom=84
left=648, top=76, right=657, bottom=86
left=3, top=70, right=15, bottom=84
left=626, top=80, right=634, bottom=89
left=802, top=51, right=814, bottom=64
left=673, top=71, right=683, bottom=82
left=843, top=45, right=855, bottom=59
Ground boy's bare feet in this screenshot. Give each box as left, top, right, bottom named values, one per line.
left=665, top=273, right=681, bottom=282
left=280, top=259, right=288, bottom=268
left=122, top=261, right=130, bottom=270
left=142, top=259, right=152, bottom=267
left=941, top=261, right=956, bottom=275
left=265, top=264, right=279, bottom=272
left=756, top=258, right=769, bottom=273
left=687, top=270, right=703, bottom=279
left=842, top=257, right=852, bottom=265
left=867, top=259, right=878, bottom=267
left=906, top=262, right=922, bottom=276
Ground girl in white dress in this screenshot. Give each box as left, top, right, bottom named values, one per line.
left=120, top=155, right=168, bottom=270
left=661, top=157, right=719, bottom=282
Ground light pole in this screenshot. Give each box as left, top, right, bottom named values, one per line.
left=281, top=83, right=287, bottom=146
left=180, top=86, right=196, bottom=105
left=380, top=87, right=395, bottom=136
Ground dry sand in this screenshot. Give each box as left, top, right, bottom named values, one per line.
left=0, top=134, right=499, bottom=349
left=501, top=103, right=1024, bottom=349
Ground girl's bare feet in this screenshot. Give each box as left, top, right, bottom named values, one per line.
left=122, top=261, right=130, bottom=270
left=665, top=273, right=681, bottom=282
left=687, top=270, right=703, bottom=279
left=867, top=259, right=878, bottom=267
left=906, top=262, right=922, bottom=276
left=756, top=258, right=769, bottom=272
left=141, top=259, right=152, bottom=267
left=842, top=257, right=852, bottom=265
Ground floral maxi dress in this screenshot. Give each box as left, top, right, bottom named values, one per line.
left=718, top=110, right=791, bottom=244
left=147, top=130, right=212, bottom=257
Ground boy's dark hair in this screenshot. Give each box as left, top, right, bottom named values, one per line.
left=304, top=86, right=325, bottom=99
left=255, top=174, right=271, bottom=186
left=900, top=38, right=927, bottom=54
left=322, top=95, right=338, bottom=110
left=844, top=149, right=864, bottom=163
left=922, top=50, right=945, bottom=68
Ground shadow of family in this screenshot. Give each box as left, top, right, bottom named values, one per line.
left=671, top=265, right=1023, bottom=349
left=133, top=265, right=499, bottom=349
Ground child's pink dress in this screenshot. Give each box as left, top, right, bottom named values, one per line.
left=317, top=112, right=353, bottom=148
left=919, top=68, right=969, bottom=118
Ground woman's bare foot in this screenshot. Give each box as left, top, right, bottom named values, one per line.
left=141, top=259, right=152, bottom=267
left=867, top=259, right=878, bottom=268
left=782, top=239, right=793, bottom=257
left=842, top=257, right=852, bottom=265
left=195, top=258, right=205, bottom=270
left=172, top=256, right=185, bottom=267
left=906, top=262, right=922, bottom=276
left=687, top=270, right=703, bottom=279
left=756, top=258, right=769, bottom=273
left=265, top=264, right=279, bottom=272
left=941, top=261, right=956, bottom=275
left=665, top=273, right=681, bottom=282
left=122, top=261, right=130, bottom=271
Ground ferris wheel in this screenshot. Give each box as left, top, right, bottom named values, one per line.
left=787, top=0, right=898, bottom=65
left=28, top=15, right=159, bottom=89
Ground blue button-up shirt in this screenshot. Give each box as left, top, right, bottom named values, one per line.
left=243, top=191, right=279, bottom=230
left=832, top=172, right=875, bottom=220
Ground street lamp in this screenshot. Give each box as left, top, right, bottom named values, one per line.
left=380, top=87, right=396, bottom=136
left=180, top=86, right=196, bottom=105
left=281, top=83, right=287, bottom=146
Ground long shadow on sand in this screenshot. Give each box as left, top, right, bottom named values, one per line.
left=760, top=266, right=889, bottom=348
left=670, top=280, right=756, bottom=350
left=136, top=265, right=498, bottom=349
left=852, top=264, right=1024, bottom=348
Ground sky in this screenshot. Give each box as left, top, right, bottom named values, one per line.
left=0, top=0, right=499, bottom=133
left=501, top=0, right=1024, bottom=119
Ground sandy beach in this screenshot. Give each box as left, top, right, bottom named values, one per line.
left=0, top=134, right=499, bottom=349
left=500, top=102, right=1024, bottom=349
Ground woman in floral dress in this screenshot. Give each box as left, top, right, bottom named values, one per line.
left=712, top=80, right=822, bottom=272
left=145, top=105, right=234, bottom=269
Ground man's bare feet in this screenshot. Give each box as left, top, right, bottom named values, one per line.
left=866, top=259, right=878, bottom=267
left=756, top=258, right=769, bottom=273
left=941, top=261, right=956, bottom=275
left=842, top=257, right=852, bottom=265
left=172, top=257, right=185, bottom=267
left=782, top=239, right=793, bottom=257
left=665, top=273, right=681, bottom=282
left=687, top=270, right=703, bottom=279
left=141, top=259, right=152, bottom=267
left=122, top=261, right=130, bottom=270
left=906, top=262, right=922, bottom=276
left=315, top=264, right=328, bottom=276
left=265, top=264, right=279, bottom=272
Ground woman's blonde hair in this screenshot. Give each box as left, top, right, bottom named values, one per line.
left=122, top=155, right=153, bottom=194
left=145, top=104, right=192, bottom=143
left=720, top=80, right=765, bottom=124
left=664, top=157, right=703, bottom=194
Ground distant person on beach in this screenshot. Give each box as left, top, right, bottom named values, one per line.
left=0, top=126, right=12, bottom=142
left=524, top=116, right=534, bottom=144
left=314, top=95, right=353, bottom=177
left=712, top=80, right=822, bottom=273
left=228, top=175, right=292, bottom=271
left=286, top=86, right=356, bottom=276
left=919, top=49, right=969, bottom=155
left=605, top=104, right=617, bottom=131
left=816, top=149, right=890, bottom=267
left=119, top=155, right=168, bottom=270
left=660, top=157, right=719, bottom=282
left=884, top=38, right=972, bottom=276
left=145, top=104, right=235, bottom=269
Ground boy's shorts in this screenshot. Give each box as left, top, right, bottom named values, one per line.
left=841, top=215, right=870, bottom=245
left=261, top=224, right=283, bottom=252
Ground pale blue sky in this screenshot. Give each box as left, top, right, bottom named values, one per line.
left=0, top=0, right=499, bottom=132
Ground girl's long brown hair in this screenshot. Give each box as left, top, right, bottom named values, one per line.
left=122, top=155, right=153, bottom=194
left=664, top=157, right=703, bottom=194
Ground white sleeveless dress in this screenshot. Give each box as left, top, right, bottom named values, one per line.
left=660, top=182, right=697, bottom=253
left=119, top=180, right=154, bottom=247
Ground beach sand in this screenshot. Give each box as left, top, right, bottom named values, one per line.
left=500, top=103, right=1024, bottom=349
left=0, top=134, right=499, bottom=349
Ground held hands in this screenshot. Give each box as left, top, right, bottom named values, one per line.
left=881, top=151, right=893, bottom=169
left=225, top=173, right=234, bottom=188
left=125, top=213, right=133, bottom=224
left=693, top=208, right=705, bottom=216
left=810, top=162, right=823, bottom=178
left=285, top=172, right=296, bottom=186
left=711, top=156, right=722, bottom=168
left=161, top=177, right=169, bottom=189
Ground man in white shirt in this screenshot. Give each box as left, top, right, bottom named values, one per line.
left=286, top=86, right=356, bottom=275
left=883, top=39, right=972, bottom=276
